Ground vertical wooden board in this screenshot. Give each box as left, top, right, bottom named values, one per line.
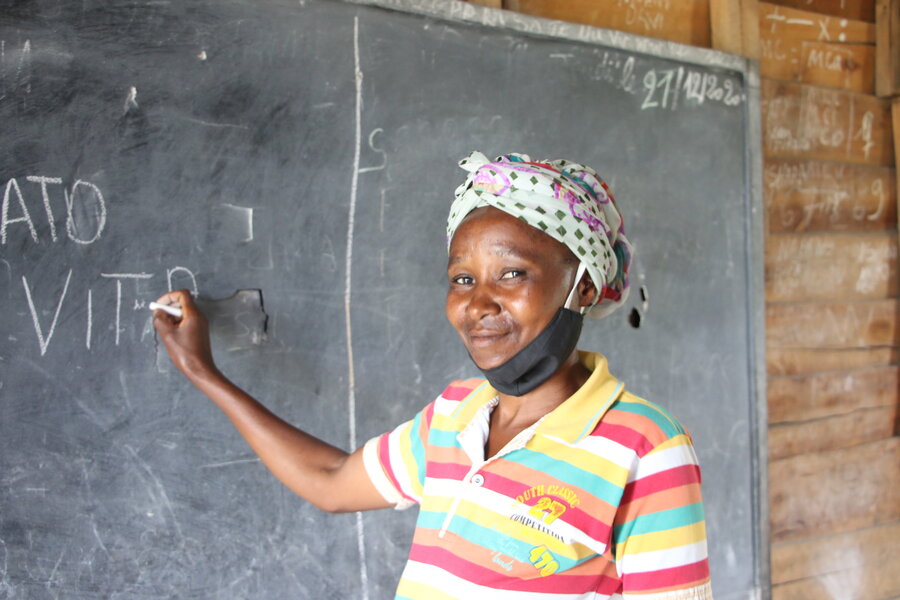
left=764, top=159, right=896, bottom=233
left=762, top=79, right=894, bottom=165
left=768, top=406, right=897, bottom=459
left=771, top=521, right=900, bottom=585
left=502, top=0, right=711, bottom=46
left=772, top=551, right=900, bottom=600
left=767, top=365, right=899, bottom=422
left=895, top=101, right=900, bottom=234
left=765, top=299, right=900, bottom=348
left=767, top=346, right=900, bottom=375
left=769, top=438, right=900, bottom=541
left=760, top=2, right=875, bottom=42
left=743, top=0, right=762, bottom=59
left=762, top=0, right=875, bottom=22
left=760, top=38, right=874, bottom=93
left=711, top=0, right=745, bottom=55
left=765, top=233, right=898, bottom=302
left=875, top=0, right=900, bottom=97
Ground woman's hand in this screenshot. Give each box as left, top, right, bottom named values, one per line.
left=152, top=289, right=218, bottom=380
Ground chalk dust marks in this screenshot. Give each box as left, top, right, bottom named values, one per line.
left=214, top=203, right=255, bottom=242
left=124, top=86, right=138, bottom=114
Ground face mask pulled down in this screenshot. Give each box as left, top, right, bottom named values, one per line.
left=474, top=264, right=586, bottom=396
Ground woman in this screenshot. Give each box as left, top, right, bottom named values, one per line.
left=154, top=151, right=712, bottom=599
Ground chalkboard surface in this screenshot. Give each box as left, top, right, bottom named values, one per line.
left=0, top=1, right=765, bottom=598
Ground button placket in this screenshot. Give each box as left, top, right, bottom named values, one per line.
left=439, top=399, right=543, bottom=539
left=439, top=462, right=485, bottom=538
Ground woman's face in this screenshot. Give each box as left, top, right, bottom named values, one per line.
left=446, top=206, right=578, bottom=370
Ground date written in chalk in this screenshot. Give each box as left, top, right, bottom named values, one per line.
left=149, top=302, right=183, bottom=319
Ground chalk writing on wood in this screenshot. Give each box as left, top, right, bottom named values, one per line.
left=760, top=36, right=874, bottom=93
left=760, top=0, right=875, bottom=22
left=765, top=233, right=898, bottom=301
left=764, top=159, right=896, bottom=232
left=762, top=79, right=893, bottom=165
left=760, top=2, right=875, bottom=43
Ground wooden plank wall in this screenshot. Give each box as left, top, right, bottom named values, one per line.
left=758, top=1, right=899, bottom=598
left=460, top=0, right=899, bottom=597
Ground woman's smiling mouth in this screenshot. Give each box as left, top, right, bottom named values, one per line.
left=467, top=329, right=511, bottom=346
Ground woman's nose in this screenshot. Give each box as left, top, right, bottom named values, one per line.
left=467, top=283, right=501, bottom=320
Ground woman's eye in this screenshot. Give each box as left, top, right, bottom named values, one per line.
left=500, top=270, right=525, bottom=280
left=451, top=275, right=474, bottom=285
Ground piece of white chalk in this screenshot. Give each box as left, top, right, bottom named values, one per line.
left=149, top=302, right=183, bottom=319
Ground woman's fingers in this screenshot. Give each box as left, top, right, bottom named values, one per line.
left=151, top=289, right=217, bottom=378
left=152, top=291, right=186, bottom=330
left=153, top=290, right=193, bottom=315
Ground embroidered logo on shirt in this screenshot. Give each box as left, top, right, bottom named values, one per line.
left=491, top=552, right=514, bottom=572
left=515, top=484, right=581, bottom=509
left=507, top=485, right=582, bottom=551
left=509, top=512, right=565, bottom=542
left=527, top=496, right=567, bottom=524
left=528, top=545, right=559, bottom=576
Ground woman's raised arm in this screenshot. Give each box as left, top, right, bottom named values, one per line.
left=152, top=289, right=391, bottom=513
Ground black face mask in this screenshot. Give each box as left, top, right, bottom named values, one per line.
left=476, top=306, right=584, bottom=397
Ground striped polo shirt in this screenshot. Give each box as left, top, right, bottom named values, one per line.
left=363, top=351, right=712, bottom=599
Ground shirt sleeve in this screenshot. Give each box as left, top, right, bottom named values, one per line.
left=362, top=400, right=436, bottom=511
left=613, top=433, right=713, bottom=599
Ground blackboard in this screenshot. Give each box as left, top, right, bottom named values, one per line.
left=0, top=1, right=767, bottom=598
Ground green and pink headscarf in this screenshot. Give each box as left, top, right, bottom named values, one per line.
left=447, top=151, right=633, bottom=319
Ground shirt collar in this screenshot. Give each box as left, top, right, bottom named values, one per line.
left=449, top=351, right=624, bottom=445
left=536, top=351, right=624, bottom=443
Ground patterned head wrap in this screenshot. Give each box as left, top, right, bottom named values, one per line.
left=446, top=151, right=633, bottom=319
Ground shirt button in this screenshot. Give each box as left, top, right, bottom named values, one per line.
left=471, top=473, right=485, bottom=486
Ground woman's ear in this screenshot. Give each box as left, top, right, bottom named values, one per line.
left=578, top=272, right=599, bottom=307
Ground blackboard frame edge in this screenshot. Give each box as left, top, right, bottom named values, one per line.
left=743, top=63, right=772, bottom=600
left=341, top=1, right=771, bottom=597
left=346, top=0, right=749, bottom=72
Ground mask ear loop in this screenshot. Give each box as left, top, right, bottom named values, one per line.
left=564, top=262, right=588, bottom=314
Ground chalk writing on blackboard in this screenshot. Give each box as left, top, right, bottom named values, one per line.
left=20, top=266, right=199, bottom=356
left=1, top=176, right=107, bottom=245
left=640, top=68, right=743, bottom=111
left=0, top=39, right=32, bottom=99
left=566, top=49, right=746, bottom=111
left=2, top=172, right=202, bottom=356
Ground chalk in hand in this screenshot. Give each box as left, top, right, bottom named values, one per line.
left=149, top=301, right=183, bottom=319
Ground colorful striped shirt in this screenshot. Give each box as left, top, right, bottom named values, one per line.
left=363, top=351, right=712, bottom=599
